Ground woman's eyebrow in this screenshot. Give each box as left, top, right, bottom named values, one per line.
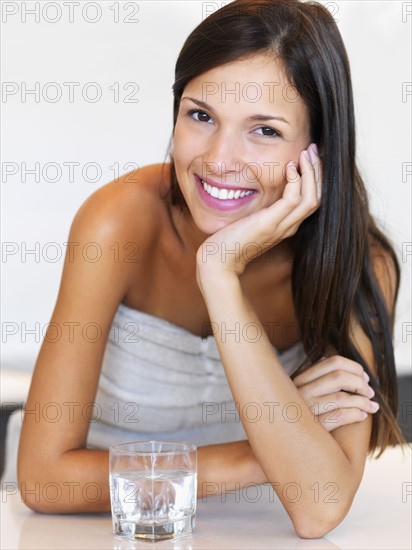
left=181, top=96, right=214, bottom=111
left=181, top=96, right=290, bottom=125
left=249, top=114, right=290, bottom=125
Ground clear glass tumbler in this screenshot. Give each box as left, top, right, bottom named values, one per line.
left=109, top=440, right=197, bottom=541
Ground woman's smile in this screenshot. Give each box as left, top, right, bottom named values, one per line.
left=194, top=173, right=258, bottom=211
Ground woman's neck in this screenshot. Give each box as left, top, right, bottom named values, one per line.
left=169, top=202, right=211, bottom=254
left=168, top=200, right=294, bottom=281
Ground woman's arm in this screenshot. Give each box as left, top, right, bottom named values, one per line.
left=197, top=272, right=376, bottom=537
left=17, top=176, right=159, bottom=513
left=195, top=147, right=390, bottom=538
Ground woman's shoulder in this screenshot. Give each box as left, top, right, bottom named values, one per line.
left=72, top=163, right=171, bottom=246
left=58, top=163, right=174, bottom=314
left=367, top=232, right=399, bottom=313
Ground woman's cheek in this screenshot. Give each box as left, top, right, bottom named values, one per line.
left=174, top=123, right=202, bottom=161
left=250, top=150, right=287, bottom=188
left=172, top=133, right=188, bottom=169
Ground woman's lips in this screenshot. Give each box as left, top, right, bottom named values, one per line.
left=194, top=174, right=257, bottom=211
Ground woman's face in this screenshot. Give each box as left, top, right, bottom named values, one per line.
left=173, top=53, right=311, bottom=235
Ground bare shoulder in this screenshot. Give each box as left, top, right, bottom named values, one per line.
left=72, top=163, right=170, bottom=245
left=348, top=235, right=398, bottom=383
left=56, top=162, right=172, bottom=319
left=368, top=235, right=399, bottom=314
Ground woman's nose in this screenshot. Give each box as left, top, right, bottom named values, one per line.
left=201, top=127, right=243, bottom=178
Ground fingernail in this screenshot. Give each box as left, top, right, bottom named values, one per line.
left=303, top=150, right=310, bottom=161
left=288, top=162, right=297, bottom=171
left=360, top=411, right=368, bottom=419
left=368, top=386, right=375, bottom=398
left=363, top=371, right=370, bottom=381
left=370, top=401, right=380, bottom=411
left=310, top=143, right=318, bottom=156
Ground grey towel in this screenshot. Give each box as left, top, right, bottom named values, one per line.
left=88, top=303, right=307, bottom=448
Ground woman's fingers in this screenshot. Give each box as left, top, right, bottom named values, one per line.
left=317, top=408, right=373, bottom=433
left=271, top=145, right=321, bottom=236
left=293, top=355, right=368, bottom=387
left=293, top=354, right=379, bottom=433
left=305, top=392, right=380, bottom=417
left=298, top=369, right=374, bottom=399
left=298, top=146, right=319, bottom=205
left=309, top=144, right=322, bottom=200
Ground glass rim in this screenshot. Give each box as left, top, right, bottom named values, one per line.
left=109, top=439, right=197, bottom=456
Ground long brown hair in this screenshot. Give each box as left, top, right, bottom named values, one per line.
left=165, top=0, right=405, bottom=455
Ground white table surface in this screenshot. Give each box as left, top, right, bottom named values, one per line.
left=1, top=445, right=411, bottom=550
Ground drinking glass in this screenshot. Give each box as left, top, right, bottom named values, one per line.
left=109, top=441, right=197, bottom=541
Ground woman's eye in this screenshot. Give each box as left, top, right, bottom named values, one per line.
left=187, top=109, right=212, bottom=123
left=254, top=126, right=281, bottom=137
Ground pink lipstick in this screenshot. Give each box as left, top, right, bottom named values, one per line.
left=194, top=174, right=257, bottom=211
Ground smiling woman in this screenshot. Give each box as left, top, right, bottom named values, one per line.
left=15, top=0, right=407, bottom=540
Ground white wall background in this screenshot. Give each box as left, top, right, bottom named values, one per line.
left=1, top=1, right=411, bottom=374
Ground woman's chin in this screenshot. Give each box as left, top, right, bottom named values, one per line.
left=194, top=216, right=235, bottom=236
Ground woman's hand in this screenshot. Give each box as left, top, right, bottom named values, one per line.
left=292, top=355, right=380, bottom=432
left=196, top=143, right=322, bottom=280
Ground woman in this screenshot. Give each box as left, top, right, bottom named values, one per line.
left=18, top=0, right=405, bottom=538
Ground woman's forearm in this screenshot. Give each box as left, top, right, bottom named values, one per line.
left=19, top=438, right=266, bottom=513
left=197, top=270, right=356, bottom=535
left=18, top=448, right=111, bottom=513
left=197, top=440, right=268, bottom=499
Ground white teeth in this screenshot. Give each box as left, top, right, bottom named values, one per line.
left=201, top=180, right=253, bottom=201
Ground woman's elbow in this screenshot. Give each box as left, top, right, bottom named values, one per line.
left=291, top=505, right=350, bottom=539
left=293, top=520, right=336, bottom=539
left=18, top=478, right=58, bottom=514
left=17, top=464, right=67, bottom=514
left=18, top=479, right=85, bottom=514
